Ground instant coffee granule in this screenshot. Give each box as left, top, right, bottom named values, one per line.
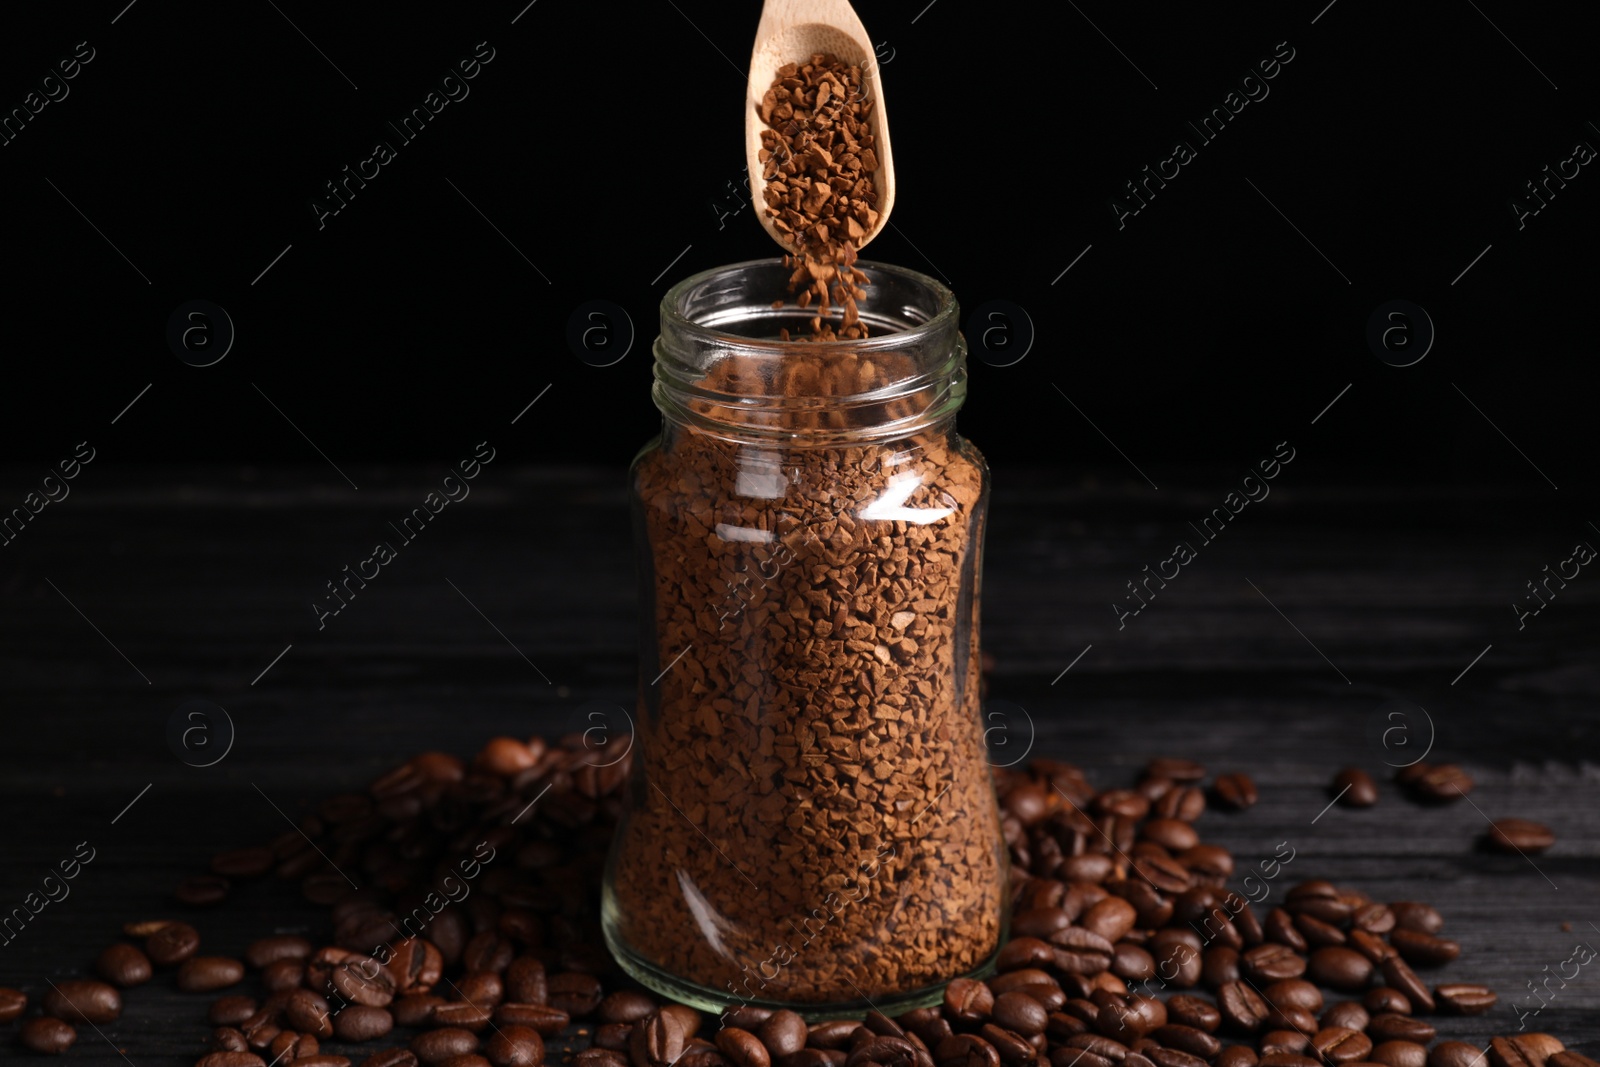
left=608, top=349, right=1005, bottom=1004
left=757, top=52, right=879, bottom=342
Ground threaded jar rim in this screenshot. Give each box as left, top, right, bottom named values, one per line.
left=654, top=258, right=966, bottom=445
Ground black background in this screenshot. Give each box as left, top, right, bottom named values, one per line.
left=1, top=0, right=1593, bottom=483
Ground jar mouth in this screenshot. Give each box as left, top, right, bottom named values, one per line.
left=654, top=258, right=966, bottom=445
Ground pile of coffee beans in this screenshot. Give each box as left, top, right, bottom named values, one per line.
left=0, top=737, right=1584, bottom=1067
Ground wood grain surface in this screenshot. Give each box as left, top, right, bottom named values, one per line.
left=1, top=465, right=1596, bottom=1061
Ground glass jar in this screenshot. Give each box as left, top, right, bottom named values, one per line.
left=601, top=258, right=1007, bottom=1017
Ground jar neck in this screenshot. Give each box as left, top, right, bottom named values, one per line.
left=653, top=259, right=966, bottom=446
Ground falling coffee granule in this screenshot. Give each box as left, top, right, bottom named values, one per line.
left=757, top=52, right=880, bottom=341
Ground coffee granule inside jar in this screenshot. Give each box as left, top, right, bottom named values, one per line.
left=758, top=52, right=880, bottom=342
left=608, top=351, right=1005, bottom=1004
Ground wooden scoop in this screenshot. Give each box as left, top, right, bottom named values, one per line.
left=745, top=0, right=895, bottom=255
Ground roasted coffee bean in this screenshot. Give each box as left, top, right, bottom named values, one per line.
left=333, top=958, right=397, bottom=1007
left=1311, top=1028, right=1371, bottom=1065
left=197, top=1055, right=266, bottom=1067
left=993, top=993, right=1048, bottom=1037
left=1094, top=996, right=1162, bottom=1042
left=1182, top=845, right=1235, bottom=882
left=548, top=972, right=604, bottom=1017
left=43, top=979, right=121, bottom=1024
left=1348, top=929, right=1394, bottom=966
left=1259, top=1031, right=1309, bottom=1056
left=596, top=1024, right=634, bottom=1052
left=493, top=1004, right=569, bottom=1036
left=1256, top=1056, right=1318, bottom=1067
left=1408, top=764, right=1473, bottom=802
left=1294, top=913, right=1346, bottom=948
left=210, top=996, right=260, bottom=1026
left=1379, top=957, right=1433, bottom=1013
left=176, top=875, right=232, bottom=906
left=1163, top=996, right=1219, bottom=1033
left=456, top=972, right=505, bottom=1008
left=1095, top=789, right=1152, bottom=821
left=1111, top=943, right=1155, bottom=982
left=20, top=1016, right=78, bottom=1054
left=944, top=978, right=996, bottom=1023
left=1216, top=1050, right=1258, bottom=1067
left=717, top=1029, right=771, bottom=1067
left=992, top=970, right=1056, bottom=997
left=95, top=943, right=154, bottom=988
left=286, top=990, right=335, bottom=1038
left=1147, top=758, right=1207, bottom=783
left=179, top=957, right=247, bottom=993
left=1211, top=773, right=1258, bottom=811
left=632, top=1010, right=688, bottom=1067
left=1139, top=818, right=1199, bottom=853
left=659, top=1006, right=702, bottom=1040
left=812, top=1017, right=864, bottom=1049
left=1503, top=1036, right=1565, bottom=1067
left=246, top=1022, right=282, bottom=1050
left=386, top=939, right=445, bottom=996
left=1331, top=767, right=1377, bottom=807
left=1132, top=853, right=1192, bottom=894
left=1429, top=1044, right=1489, bottom=1067
left=1148, top=1049, right=1208, bottom=1067
left=998, top=938, right=1057, bottom=973
left=1262, top=979, right=1321, bottom=1013
left=300, top=1057, right=357, bottom=1067
left=1548, top=1055, right=1600, bottom=1067
left=1372, top=1042, right=1431, bottom=1067
left=1318, top=1002, right=1367, bottom=1031
left=1081, top=898, right=1139, bottom=944
left=1241, top=944, right=1305, bottom=983
left=1306, top=947, right=1372, bottom=991
left=1351, top=903, right=1395, bottom=934
left=1263, top=910, right=1308, bottom=954
left=413, top=1030, right=481, bottom=1066
left=263, top=960, right=306, bottom=992
left=1152, top=786, right=1206, bottom=822
left=1216, top=981, right=1269, bottom=1033
left=1013, top=908, right=1074, bottom=941
left=146, top=920, right=202, bottom=965
left=938, top=1035, right=1001, bottom=1067
left=1053, top=928, right=1117, bottom=976
left=246, top=935, right=315, bottom=969
left=434, top=1003, right=493, bottom=1031
left=1363, top=988, right=1411, bottom=1015
left=595, top=991, right=655, bottom=1025
left=1388, top=928, right=1460, bottom=967
left=758, top=1011, right=808, bottom=1058
left=1433, top=983, right=1495, bottom=1014
left=976, top=1025, right=1034, bottom=1066
left=581, top=1054, right=633, bottom=1067
left=362, top=1052, right=419, bottom=1067
left=1388, top=903, right=1443, bottom=934
left=1150, top=1025, right=1219, bottom=1059
left=462, top=933, right=515, bottom=975
left=1366, top=1014, right=1435, bottom=1043
left=485, top=1026, right=545, bottom=1067
left=0, top=986, right=27, bottom=1023
left=393, top=995, right=445, bottom=1027
left=213, top=1028, right=251, bottom=1052
left=1261, top=1007, right=1317, bottom=1034
left=274, top=1033, right=321, bottom=1062
left=1201, top=946, right=1241, bottom=989
left=335, top=1006, right=395, bottom=1043
left=503, top=959, right=547, bottom=1005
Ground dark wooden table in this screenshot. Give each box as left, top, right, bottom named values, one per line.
left=3, top=465, right=1597, bottom=1062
